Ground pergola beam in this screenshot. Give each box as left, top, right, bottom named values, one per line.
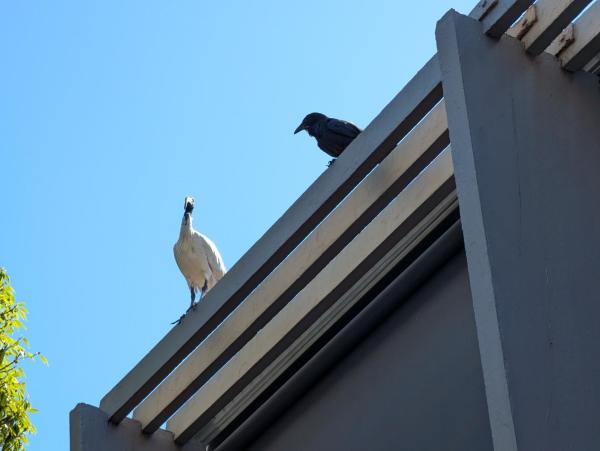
left=133, top=101, right=450, bottom=433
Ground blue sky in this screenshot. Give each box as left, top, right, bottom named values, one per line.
left=1, top=1, right=473, bottom=449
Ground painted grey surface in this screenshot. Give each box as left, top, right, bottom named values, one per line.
left=245, top=251, right=493, bottom=451
left=437, top=11, right=600, bottom=451
left=436, top=12, right=518, bottom=451
left=216, top=219, right=463, bottom=451
left=70, top=404, right=204, bottom=451
left=100, top=54, right=443, bottom=424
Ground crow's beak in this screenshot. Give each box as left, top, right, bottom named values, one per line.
left=294, top=124, right=305, bottom=134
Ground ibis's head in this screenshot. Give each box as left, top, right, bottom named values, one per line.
left=184, top=196, right=195, bottom=214
left=294, top=112, right=327, bottom=136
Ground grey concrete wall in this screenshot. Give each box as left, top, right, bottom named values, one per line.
left=70, top=403, right=204, bottom=451
left=245, top=251, right=493, bottom=451
left=437, top=11, right=600, bottom=451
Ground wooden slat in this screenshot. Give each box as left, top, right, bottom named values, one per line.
left=99, top=55, right=443, bottom=423
left=470, top=0, right=537, bottom=37
left=519, top=0, right=593, bottom=55
left=559, top=1, right=600, bottom=71
left=166, top=149, right=456, bottom=443
left=132, top=101, right=450, bottom=432
left=546, top=23, right=576, bottom=55
left=507, top=5, right=537, bottom=39
left=470, top=0, right=500, bottom=20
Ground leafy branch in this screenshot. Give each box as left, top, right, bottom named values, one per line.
left=0, top=268, right=46, bottom=450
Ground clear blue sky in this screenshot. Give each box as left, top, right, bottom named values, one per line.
left=1, top=1, right=474, bottom=449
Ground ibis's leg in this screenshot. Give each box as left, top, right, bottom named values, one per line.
left=327, top=158, right=336, bottom=167
left=189, top=286, right=196, bottom=310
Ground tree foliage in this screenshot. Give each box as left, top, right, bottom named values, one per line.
left=0, top=268, right=45, bottom=450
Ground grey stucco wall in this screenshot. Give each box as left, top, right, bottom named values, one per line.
left=246, top=250, right=492, bottom=451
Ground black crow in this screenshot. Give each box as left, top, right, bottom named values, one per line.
left=294, top=113, right=362, bottom=166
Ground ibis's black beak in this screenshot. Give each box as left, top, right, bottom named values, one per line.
left=294, top=124, right=305, bottom=134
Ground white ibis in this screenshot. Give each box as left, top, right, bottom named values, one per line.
left=173, top=196, right=226, bottom=312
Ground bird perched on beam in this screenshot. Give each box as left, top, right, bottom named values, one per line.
left=294, top=112, right=362, bottom=166
left=173, top=196, right=226, bottom=316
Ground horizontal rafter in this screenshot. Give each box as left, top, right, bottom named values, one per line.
left=132, top=101, right=450, bottom=432
left=99, top=55, right=444, bottom=423
left=559, top=0, right=600, bottom=71
left=546, top=23, right=575, bottom=55
left=471, top=0, right=536, bottom=37
left=518, top=0, right=592, bottom=55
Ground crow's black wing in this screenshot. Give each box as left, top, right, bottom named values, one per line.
left=325, top=118, right=362, bottom=139
left=314, top=118, right=361, bottom=157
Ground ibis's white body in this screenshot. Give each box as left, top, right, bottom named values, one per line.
left=174, top=212, right=226, bottom=297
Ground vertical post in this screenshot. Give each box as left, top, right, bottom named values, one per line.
left=437, top=10, right=600, bottom=451
left=70, top=404, right=204, bottom=451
